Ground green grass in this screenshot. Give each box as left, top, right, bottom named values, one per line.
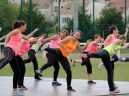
left=0, top=52, right=129, bottom=81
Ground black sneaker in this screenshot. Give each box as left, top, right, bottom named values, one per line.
left=35, top=76, right=42, bottom=80
left=67, top=87, right=76, bottom=92
left=52, top=81, right=62, bottom=86
left=18, top=85, right=28, bottom=90
left=88, top=80, right=96, bottom=85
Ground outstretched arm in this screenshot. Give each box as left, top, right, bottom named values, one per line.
left=22, top=28, right=39, bottom=40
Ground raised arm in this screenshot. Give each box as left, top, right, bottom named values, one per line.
left=22, top=28, right=39, bottom=40
left=124, top=28, right=128, bottom=38
left=121, top=43, right=129, bottom=50
left=76, top=40, right=90, bottom=52
left=41, top=35, right=60, bottom=44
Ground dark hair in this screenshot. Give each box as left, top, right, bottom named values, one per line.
left=13, top=20, right=26, bottom=29
left=94, top=34, right=100, bottom=39
left=109, top=25, right=117, bottom=34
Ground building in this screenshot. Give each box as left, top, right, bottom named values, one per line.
left=33, top=0, right=53, bottom=18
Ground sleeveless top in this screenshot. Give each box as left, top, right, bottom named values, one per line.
left=6, top=32, right=23, bottom=56
left=59, top=37, right=78, bottom=58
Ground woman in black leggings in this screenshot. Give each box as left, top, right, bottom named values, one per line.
left=40, top=31, right=67, bottom=86
left=0, top=20, right=37, bottom=91
left=43, top=31, right=89, bottom=91
left=82, top=35, right=129, bottom=94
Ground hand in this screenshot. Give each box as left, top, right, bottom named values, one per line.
left=125, top=27, right=129, bottom=33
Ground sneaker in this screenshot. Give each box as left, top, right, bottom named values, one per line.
left=18, top=85, right=28, bottom=90
left=41, top=43, right=49, bottom=51
left=35, top=70, right=42, bottom=77
left=80, top=54, right=88, bottom=59
left=88, top=80, right=96, bottom=85
left=52, top=81, right=62, bottom=86
left=118, top=58, right=125, bottom=62
left=70, top=59, right=75, bottom=67
left=110, top=89, right=120, bottom=94
left=35, top=76, right=42, bottom=80
left=67, top=87, right=76, bottom=92
left=98, top=63, right=105, bottom=70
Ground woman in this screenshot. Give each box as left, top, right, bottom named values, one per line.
left=82, top=35, right=129, bottom=94
left=40, top=31, right=67, bottom=86
left=44, top=31, right=89, bottom=91
left=0, top=20, right=38, bottom=91
left=72, top=34, right=103, bottom=84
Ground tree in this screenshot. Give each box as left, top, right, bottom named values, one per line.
left=0, top=0, right=19, bottom=35
left=95, top=5, right=124, bottom=37
left=67, top=11, right=93, bottom=41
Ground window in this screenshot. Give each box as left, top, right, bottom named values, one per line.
left=54, top=7, right=58, bottom=12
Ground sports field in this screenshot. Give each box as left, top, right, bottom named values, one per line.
left=0, top=50, right=129, bottom=82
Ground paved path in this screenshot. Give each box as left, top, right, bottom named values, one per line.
left=0, top=76, right=129, bottom=96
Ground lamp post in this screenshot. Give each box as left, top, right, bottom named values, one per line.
left=29, top=0, right=33, bottom=33
left=20, top=0, right=23, bottom=19
left=58, top=0, right=61, bottom=32
left=125, top=0, right=127, bottom=26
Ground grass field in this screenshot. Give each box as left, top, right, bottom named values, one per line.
left=0, top=50, right=129, bottom=82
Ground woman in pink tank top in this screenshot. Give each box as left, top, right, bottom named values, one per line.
left=72, top=35, right=103, bottom=84
left=0, top=20, right=38, bottom=91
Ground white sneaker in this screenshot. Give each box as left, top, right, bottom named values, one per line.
left=98, top=63, right=105, bottom=70
left=110, top=89, right=120, bottom=95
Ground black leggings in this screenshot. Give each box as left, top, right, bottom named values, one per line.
left=0, top=47, right=25, bottom=88
left=40, top=52, right=60, bottom=81
left=0, top=47, right=15, bottom=69
left=87, top=49, right=115, bottom=91
left=24, top=49, right=38, bottom=76
left=82, top=52, right=92, bottom=74
left=10, top=56, right=26, bottom=88
left=45, top=48, right=72, bottom=89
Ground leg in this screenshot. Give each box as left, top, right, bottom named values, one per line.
left=58, top=57, right=72, bottom=89
left=24, top=49, right=36, bottom=63
left=10, top=57, right=19, bottom=89
left=16, top=56, right=26, bottom=87
left=102, top=58, right=115, bottom=91
left=0, top=47, right=15, bottom=69
left=53, top=58, right=60, bottom=82
left=40, top=53, right=55, bottom=72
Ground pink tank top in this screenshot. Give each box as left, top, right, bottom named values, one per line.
left=106, top=35, right=116, bottom=46
left=49, top=36, right=61, bottom=48
left=7, top=32, right=23, bottom=56
left=43, top=36, right=61, bottom=58
left=18, top=41, right=30, bottom=56
left=85, top=43, right=98, bottom=53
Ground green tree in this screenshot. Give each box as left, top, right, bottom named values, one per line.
left=95, top=5, right=124, bottom=37
left=0, top=0, right=19, bottom=35
left=18, top=2, right=47, bottom=36
left=67, top=11, right=93, bottom=41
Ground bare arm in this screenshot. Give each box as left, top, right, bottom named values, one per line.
left=121, top=43, right=129, bottom=50
left=22, top=28, right=39, bottom=40
left=124, top=28, right=128, bottom=37
left=76, top=40, right=90, bottom=52
left=41, top=35, right=60, bottom=44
